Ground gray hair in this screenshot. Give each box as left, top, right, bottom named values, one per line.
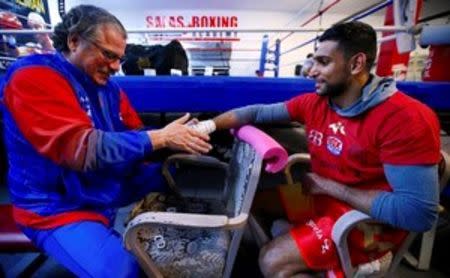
left=52, top=5, right=127, bottom=53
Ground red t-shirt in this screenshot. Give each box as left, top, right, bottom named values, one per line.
left=286, top=92, right=441, bottom=192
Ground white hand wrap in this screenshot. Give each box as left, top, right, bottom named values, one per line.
left=189, top=120, right=216, bottom=134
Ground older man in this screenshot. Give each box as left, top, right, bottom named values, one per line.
left=1, top=5, right=210, bottom=277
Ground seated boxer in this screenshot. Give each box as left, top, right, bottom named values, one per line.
left=192, top=21, right=441, bottom=277
left=0, top=5, right=211, bottom=277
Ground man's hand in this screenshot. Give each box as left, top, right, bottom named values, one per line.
left=300, top=172, right=380, bottom=215
left=148, top=113, right=212, bottom=154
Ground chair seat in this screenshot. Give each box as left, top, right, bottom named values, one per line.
left=130, top=193, right=230, bottom=277
left=140, top=225, right=230, bottom=277
left=0, top=204, right=38, bottom=252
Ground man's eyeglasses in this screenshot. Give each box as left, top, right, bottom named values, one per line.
left=83, top=37, right=125, bottom=64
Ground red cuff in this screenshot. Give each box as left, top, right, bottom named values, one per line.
left=13, top=206, right=110, bottom=229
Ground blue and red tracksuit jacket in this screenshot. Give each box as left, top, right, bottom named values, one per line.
left=0, top=53, right=165, bottom=229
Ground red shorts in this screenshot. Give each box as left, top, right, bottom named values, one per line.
left=278, top=185, right=407, bottom=272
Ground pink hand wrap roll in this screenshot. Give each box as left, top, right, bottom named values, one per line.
left=233, top=125, right=288, bottom=173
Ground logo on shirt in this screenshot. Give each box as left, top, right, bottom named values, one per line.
left=308, top=129, right=323, bottom=146
left=327, top=136, right=343, bottom=156
left=329, top=121, right=346, bottom=136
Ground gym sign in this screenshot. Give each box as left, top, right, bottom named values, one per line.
left=144, top=15, right=240, bottom=42
left=145, top=15, right=238, bottom=28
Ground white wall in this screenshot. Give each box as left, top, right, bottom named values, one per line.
left=47, top=1, right=447, bottom=77
left=48, top=2, right=300, bottom=76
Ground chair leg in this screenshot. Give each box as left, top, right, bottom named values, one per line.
left=404, top=221, right=437, bottom=271
left=248, top=214, right=270, bottom=248
left=417, top=225, right=437, bottom=270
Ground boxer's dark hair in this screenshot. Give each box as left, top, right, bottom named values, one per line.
left=319, top=21, right=377, bottom=70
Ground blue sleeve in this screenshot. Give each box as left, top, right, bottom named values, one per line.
left=370, top=164, right=439, bottom=232
left=84, top=130, right=152, bottom=171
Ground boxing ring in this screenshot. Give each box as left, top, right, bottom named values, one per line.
left=0, top=70, right=449, bottom=125
left=0, top=73, right=447, bottom=125
left=110, top=76, right=450, bottom=136
left=112, top=76, right=450, bottom=112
